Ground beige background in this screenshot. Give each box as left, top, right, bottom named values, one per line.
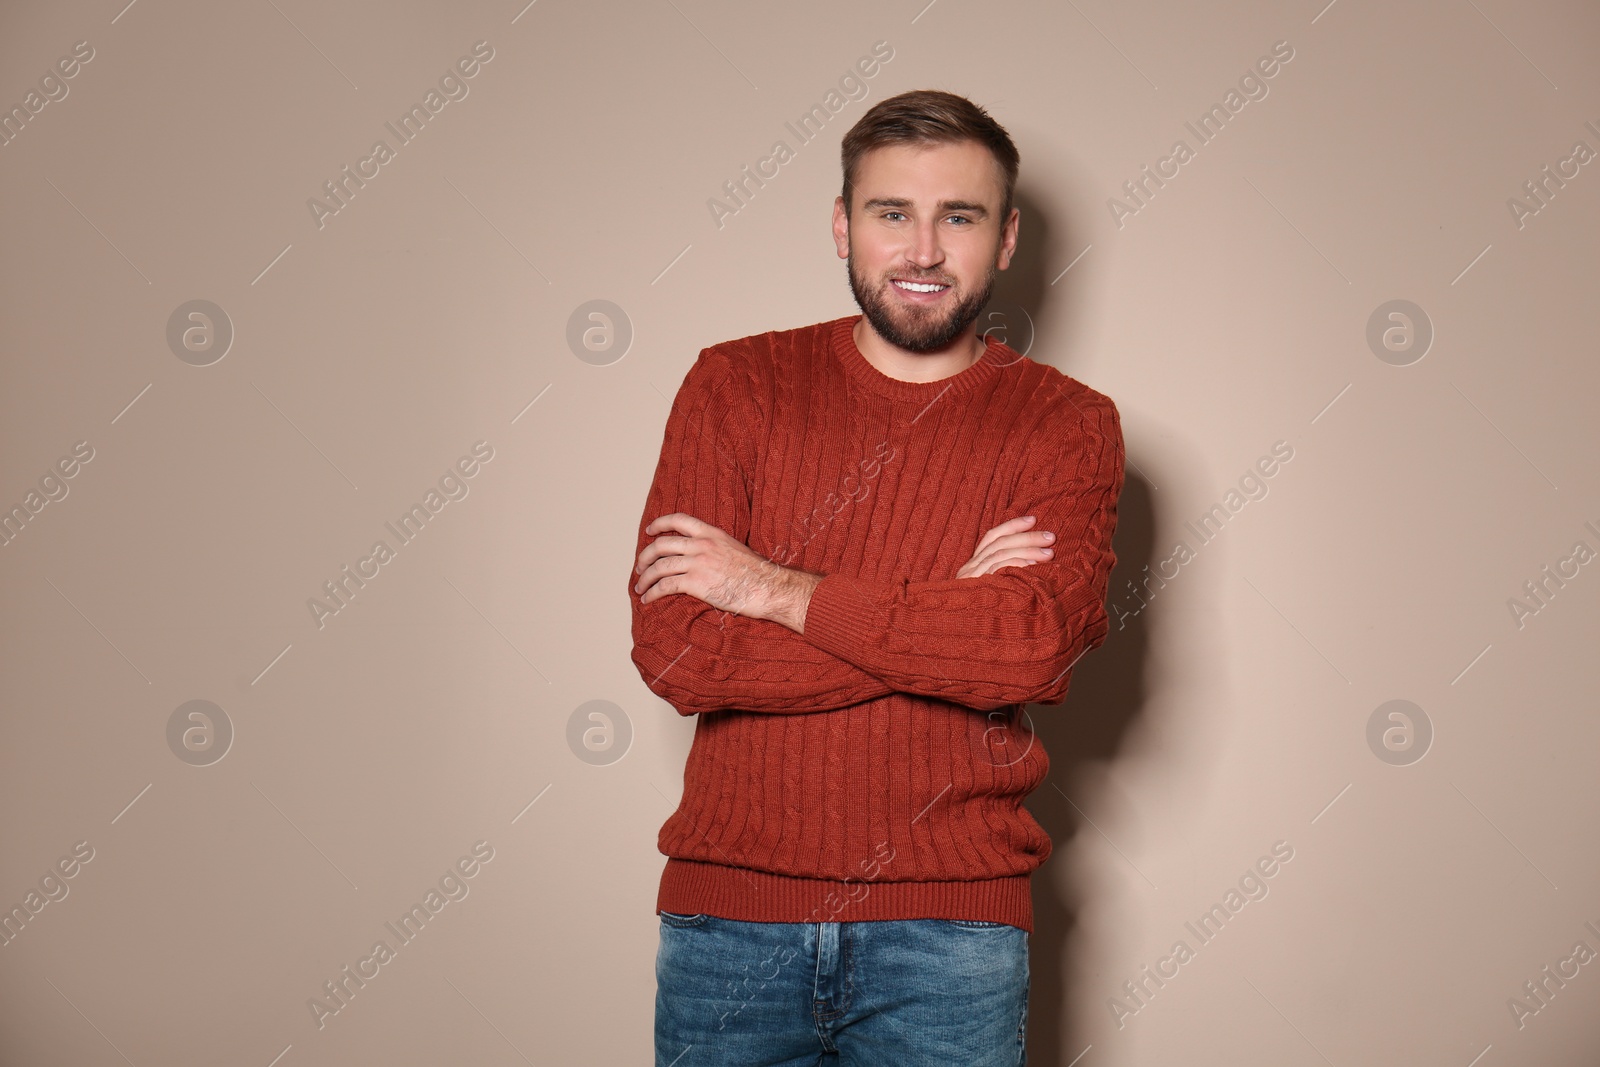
left=2, top=0, right=1598, bottom=1063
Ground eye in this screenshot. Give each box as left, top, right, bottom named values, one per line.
left=946, top=215, right=972, bottom=225
left=883, top=211, right=906, bottom=221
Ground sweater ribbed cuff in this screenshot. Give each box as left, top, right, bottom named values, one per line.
left=801, top=572, right=894, bottom=663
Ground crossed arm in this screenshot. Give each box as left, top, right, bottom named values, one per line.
left=633, top=512, right=1057, bottom=633
left=627, top=346, right=1124, bottom=716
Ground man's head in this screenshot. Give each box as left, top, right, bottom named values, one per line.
left=833, top=90, right=1020, bottom=354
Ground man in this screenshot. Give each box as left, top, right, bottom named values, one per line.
left=631, top=89, right=1124, bottom=1066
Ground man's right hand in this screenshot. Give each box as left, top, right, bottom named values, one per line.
left=956, top=515, right=1056, bottom=579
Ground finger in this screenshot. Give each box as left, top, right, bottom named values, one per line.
left=972, top=514, right=1037, bottom=558
left=645, top=512, right=707, bottom=538
left=635, top=554, right=690, bottom=599
left=636, top=534, right=696, bottom=575
left=970, top=544, right=1050, bottom=574
left=981, top=515, right=1036, bottom=544
left=639, top=573, right=676, bottom=604
left=986, top=530, right=1056, bottom=557
left=958, top=526, right=1043, bottom=578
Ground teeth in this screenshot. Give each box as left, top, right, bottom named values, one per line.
left=894, top=280, right=948, bottom=293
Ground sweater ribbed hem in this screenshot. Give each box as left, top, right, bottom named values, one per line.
left=657, top=858, right=1035, bottom=933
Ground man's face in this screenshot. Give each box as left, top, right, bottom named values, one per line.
left=832, top=139, right=1018, bottom=354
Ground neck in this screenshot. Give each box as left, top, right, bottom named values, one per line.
left=852, top=319, right=985, bottom=385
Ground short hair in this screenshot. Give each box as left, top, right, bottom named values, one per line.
left=840, top=89, right=1020, bottom=223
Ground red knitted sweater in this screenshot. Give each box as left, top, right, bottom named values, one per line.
left=630, top=315, right=1124, bottom=933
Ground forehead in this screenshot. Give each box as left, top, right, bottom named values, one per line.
left=853, top=140, right=1003, bottom=205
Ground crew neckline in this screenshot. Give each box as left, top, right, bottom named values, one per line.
left=830, top=315, right=1010, bottom=401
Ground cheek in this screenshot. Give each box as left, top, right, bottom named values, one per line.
left=854, top=246, right=897, bottom=280
left=858, top=235, right=897, bottom=265
left=955, top=249, right=998, bottom=285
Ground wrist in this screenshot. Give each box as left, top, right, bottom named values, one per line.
left=766, top=566, right=822, bottom=634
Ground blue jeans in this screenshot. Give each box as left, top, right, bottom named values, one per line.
left=655, top=913, right=1029, bottom=1066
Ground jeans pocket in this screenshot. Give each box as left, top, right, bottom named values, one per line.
left=659, top=911, right=710, bottom=928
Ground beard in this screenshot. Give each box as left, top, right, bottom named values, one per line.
left=846, top=247, right=997, bottom=354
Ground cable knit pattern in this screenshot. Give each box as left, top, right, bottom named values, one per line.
left=630, top=315, right=1124, bottom=932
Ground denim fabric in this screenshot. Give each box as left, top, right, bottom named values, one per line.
left=655, top=913, right=1029, bottom=1066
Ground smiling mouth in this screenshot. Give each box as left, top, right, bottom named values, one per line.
left=891, top=279, right=951, bottom=294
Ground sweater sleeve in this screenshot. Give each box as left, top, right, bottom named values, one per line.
left=629, top=344, right=897, bottom=716
left=798, top=393, right=1125, bottom=713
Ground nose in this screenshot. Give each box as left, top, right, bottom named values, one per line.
left=906, top=218, right=945, bottom=269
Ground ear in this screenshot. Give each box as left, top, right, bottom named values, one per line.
left=995, top=206, right=1019, bottom=270
left=832, top=196, right=850, bottom=259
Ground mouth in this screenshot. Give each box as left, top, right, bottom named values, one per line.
left=890, top=278, right=952, bottom=302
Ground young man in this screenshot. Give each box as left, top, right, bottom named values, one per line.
left=631, top=89, right=1124, bottom=1066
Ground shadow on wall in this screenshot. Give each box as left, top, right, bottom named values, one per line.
left=991, top=186, right=1158, bottom=1065
left=1027, top=472, right=1154, bottom=1065
left=984, top=184, right=1061, bottom=356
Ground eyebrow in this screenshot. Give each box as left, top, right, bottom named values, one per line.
left=862, top=197, right=990, bottom=219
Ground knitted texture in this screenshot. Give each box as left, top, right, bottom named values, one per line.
left=630, top=315, right=1124, bottom=932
